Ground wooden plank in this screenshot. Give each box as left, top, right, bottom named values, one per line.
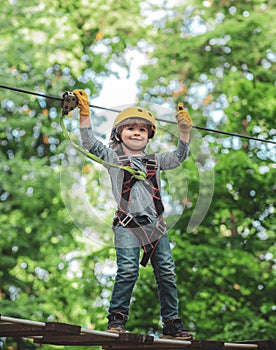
left=35, top=332, right=154, bottom=347
left=0, top=324, right=46, bottom=337
left=1, top=317, right=275, bottom=350
left=44, top=321, right=81, bottom=334
left=189, top=339, right=225, bottom=349
left=0, top=321, right=81, bottom=337
left=116, top=332, right=154, bottom=344
left=35, top=333, right=114, bottom=346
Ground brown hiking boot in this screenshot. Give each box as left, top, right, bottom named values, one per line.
left=106, top=312, right=127, bottom=333
left=161, top=318, right=193, bottom=340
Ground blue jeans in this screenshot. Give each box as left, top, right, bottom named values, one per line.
left=108, top=226, right=179, bottom=323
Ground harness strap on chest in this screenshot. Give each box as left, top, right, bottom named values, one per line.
left=113, top=152, right=166, bottom=267
left=146, top=156, right=164, bottom=216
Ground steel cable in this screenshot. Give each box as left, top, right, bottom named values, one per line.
left=0, top=84, right=275, bottom=145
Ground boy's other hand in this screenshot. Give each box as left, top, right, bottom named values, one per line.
left=175, top=102, right=192, bottom=132
left=73, top=89, right=90, bottom=116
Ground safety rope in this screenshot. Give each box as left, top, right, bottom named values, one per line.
left=1, top=84, right=275, bottom=145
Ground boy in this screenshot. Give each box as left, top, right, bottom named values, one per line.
left=74, top=89, right=193, bottom=340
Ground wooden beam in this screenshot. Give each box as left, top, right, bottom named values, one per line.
left=1, top=315, right=275, bottom=350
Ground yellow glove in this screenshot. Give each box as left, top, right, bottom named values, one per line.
left=175, top=102, right=192, bottom=132
left=73, top=89, right=90, bottom=116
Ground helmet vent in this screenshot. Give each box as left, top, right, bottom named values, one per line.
left=137, top=108, right=152, bottom=117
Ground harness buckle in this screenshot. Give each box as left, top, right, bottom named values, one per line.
left=118, top=213, right=133, bottom=227
left=156, top=220, right=167, bottom=234
left=117, top=154, right=131, bottom=165
left=147, top=158, right=158, bottom=168
left=146, top=157, right=158, bottom=175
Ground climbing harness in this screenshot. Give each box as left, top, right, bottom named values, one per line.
left=113, top=151, right=167, bottom=267
left=61, top=98, right=165, bottom=265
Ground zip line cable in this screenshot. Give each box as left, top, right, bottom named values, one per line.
left=0, top=84, right=120, bottom=113
left=1, top=84, right=276, bottom=145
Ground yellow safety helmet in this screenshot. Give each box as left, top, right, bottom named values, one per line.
left=113, top=107, right=156, bottom=139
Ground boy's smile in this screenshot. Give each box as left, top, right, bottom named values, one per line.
left=120, top=124, right=149, bottom=154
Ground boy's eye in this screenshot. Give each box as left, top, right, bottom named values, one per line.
left=126, top=126, right=148, bottom=133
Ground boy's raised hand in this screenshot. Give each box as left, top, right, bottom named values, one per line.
left=175, top=102, right=192, bottom=132
left=73, top=89, right=90, bottom=116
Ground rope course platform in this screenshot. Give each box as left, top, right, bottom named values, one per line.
left=0, top=316, right=275, bottom=350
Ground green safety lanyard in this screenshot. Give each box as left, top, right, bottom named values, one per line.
left=60, top=115, right=147, bottom=181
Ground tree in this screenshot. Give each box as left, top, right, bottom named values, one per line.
left=130, top=0, right=276, bottom=340
left=1, top=0, right=275, bottom=346
left=0, top=1, right=151, bottom=348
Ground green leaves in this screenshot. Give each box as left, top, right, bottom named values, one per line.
left=132, top=0, right=276, bottom=341
left=0, top=1, right=149, bottom=346
left=0, top=0, right=275, bottom=346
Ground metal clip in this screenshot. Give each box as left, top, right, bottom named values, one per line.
left=147, top=158, right=158, bottom=168
left=117, top=154, right=131, bottom=165
left=146, top=158, right=158, bottom=176
left=62, top=91, right=78, bottom=116
left=119, top=213, right=133, bottom=227
left=156, top=220, right=167, bottom=234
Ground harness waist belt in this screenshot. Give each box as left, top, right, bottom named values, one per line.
left=113, top=212, right=167, bottom=267
left=113, top=214, right=153, bottom=227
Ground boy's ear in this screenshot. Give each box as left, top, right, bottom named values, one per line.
left=114, top=130, right=121, bottom=142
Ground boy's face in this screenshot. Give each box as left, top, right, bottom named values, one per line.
left=120, top=122, right=149, bottom=152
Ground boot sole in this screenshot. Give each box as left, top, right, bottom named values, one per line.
left=106, top=328, right=126, bottom=334
left=160, top=334, right=193, bottom=340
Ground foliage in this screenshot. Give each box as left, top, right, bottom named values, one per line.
left=131, top=0, right=276, bottom=341
left=0, top=0, right=275, bottom=348
left=0, top=0, right=149, bottom=349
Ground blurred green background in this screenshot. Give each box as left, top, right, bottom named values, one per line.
left=0, top=1, right=275, bottom=349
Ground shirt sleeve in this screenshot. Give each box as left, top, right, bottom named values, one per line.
left=158, top=139, right=190, bottom=170
left=79, top=127, right=112, bottom=162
